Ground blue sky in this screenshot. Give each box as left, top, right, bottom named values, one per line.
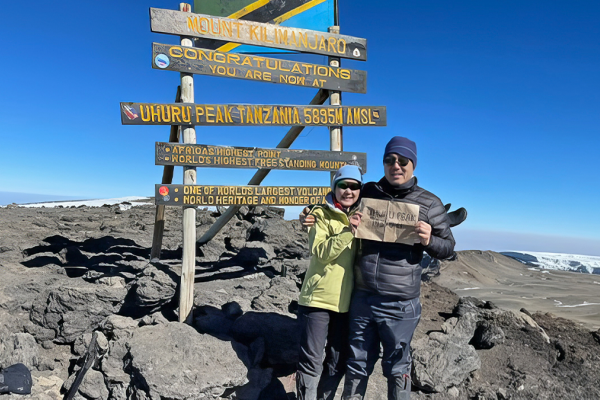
left=1, top=1, right=599, bottom=255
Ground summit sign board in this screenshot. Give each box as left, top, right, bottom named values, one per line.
left=155, top=143, right=368, bottom=171
left=121, top=102, right=386, bottom=126
left=156, top=184, right=330, bottom=206
left=151, top=43, right=367, bottom=93
left=150, top=8, right=367, bottom=60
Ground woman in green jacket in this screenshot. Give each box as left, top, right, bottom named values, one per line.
left=296, top=165, right=363, bottom=400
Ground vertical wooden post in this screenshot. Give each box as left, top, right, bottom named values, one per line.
left=179, top=2, right=196, bottom=324
left=151, top=86, right=182, bottom=261
left=328, top=26, right=343, bottom=181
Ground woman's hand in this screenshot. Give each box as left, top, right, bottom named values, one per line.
left=299, top=207, right=316, bottom=228
left=415, top=221, right=432, bottom=246
left=349, top=212, right=362, bottom=235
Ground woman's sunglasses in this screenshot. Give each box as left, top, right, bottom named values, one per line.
left=383, top=155, right=410, bottom=167
left=336, top=181, right=361, bottom=191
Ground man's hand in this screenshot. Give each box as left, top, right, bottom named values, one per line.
left=349, top=212, right=362, bottom=235
left=299, top=207, right=315, bottom=228
left=415, top=221, right=432, bottom=246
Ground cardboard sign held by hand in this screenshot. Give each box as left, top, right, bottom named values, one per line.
left=355, top=198, right=421, bottom=244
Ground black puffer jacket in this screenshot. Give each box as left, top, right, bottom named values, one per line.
left=355, top=177, right=455, bottom=299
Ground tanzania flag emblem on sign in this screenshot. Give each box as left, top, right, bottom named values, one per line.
left=193, top=0, right=335, bottom=54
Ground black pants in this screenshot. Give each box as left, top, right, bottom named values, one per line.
left=296, top=305, right=349, bottom=400
left=342, top=291, right=422, bottom=400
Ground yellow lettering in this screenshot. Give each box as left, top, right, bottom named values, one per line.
left=227, top=54, right=241, bottom=65
left=327, top=37, right=336, bottom=53
left=140, top=105, right=151, bottom=122
left=198, top=49, right=212, bottom=61
left=172, top=107, right=181, bottom=123
left=187, top=17, right=199, bottom=33
left=182, top=106, right=191, bottom=123
left=216, top=107, right=224, bottom=123
left=205, top=106, right=215, bottom=123
left=357, top=109, right=366, bottom=124
left=169, top=46, right=183, bottom=58
left=220, top=20, right=232, bottom=37
left=318, top=37, right=326, bottom=50
left=151, top=106, right=160, bottom=122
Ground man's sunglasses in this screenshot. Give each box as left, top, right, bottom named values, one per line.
left=383, top=155, right=410, bottom=167
left=336, top=181, right=362, bottom=191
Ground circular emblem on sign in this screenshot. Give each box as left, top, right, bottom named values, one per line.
left=163, top=195, right=170, bottom=202
left=155, top=54, right=170, bottom=68
left=159, top=186, right=169, bottom=196
left=353, top=48, right=361, bottom=57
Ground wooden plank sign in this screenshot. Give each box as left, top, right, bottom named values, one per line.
left=150, top=8, right=367, bottom=60
left=151, top=43, right=367, bottom=93
left=155, top=143, right=368, bottom=172
left=121, top=103, right=386, bottom=126
left=155, top=184, right=329, bottom=206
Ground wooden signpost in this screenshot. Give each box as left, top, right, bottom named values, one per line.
left=150, top=8, right=367, bottom=60
left=156, top=184, right=329, bottom=206
left=151, top=43, right=367, bottom=93
left=155, top=143, right=367, bottom=171
left=121, top=2, right=382, bottom=324
left=121, top=102, right=385, bottom=126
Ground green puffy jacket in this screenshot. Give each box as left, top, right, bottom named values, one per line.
left=298, top=194, right=357, bottom=313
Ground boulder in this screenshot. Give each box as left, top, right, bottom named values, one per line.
left=251, top=277, right=299, bottom=315
left=29, top=284, right=128, bottom=343
left=133, top=266, right=177, bottom=313
left=233, top=242, right=277, bottom=266
left=0, top=331, right=39, bottom=370
left=127, top=322, right=248, bottom=399
left=471, top=321, right=505, bottom=349
left=231, top=312, right=300, bottom=373
left=412, top=311, right=481, bottom=392
left=76, top=369, right=110, bottom=400
left=247, top=218, right=308, bottom=259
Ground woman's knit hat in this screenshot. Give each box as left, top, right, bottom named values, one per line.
left=331, top=164, right=363, bottom=192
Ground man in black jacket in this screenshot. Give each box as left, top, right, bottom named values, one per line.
left=342, top=136, right=455, bottom=400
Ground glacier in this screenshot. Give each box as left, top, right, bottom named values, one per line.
left=501, top=251, right=600, bottom=275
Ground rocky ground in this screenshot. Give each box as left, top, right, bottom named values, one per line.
left=1, top=202, right=599, bottom=399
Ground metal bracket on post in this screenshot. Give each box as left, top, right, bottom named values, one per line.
left=179, top=2, right=196, bottom=324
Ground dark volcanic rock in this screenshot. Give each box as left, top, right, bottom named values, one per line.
left=247, top=218, right=308, bottom=259
left=132, top=266, right=177, bottom=313
left=2, top=206, right=600, bottom=400
left=126, top=323, right=248, bottom=399
left=231, top=312, right=300, bottom=374
left=0, top=330, right=39, bottom=370
left=412, top=311, right=481, bottom=393
left=251, top=276, right=299, bottom=315
left=30, top=282, right=128, bottom=343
